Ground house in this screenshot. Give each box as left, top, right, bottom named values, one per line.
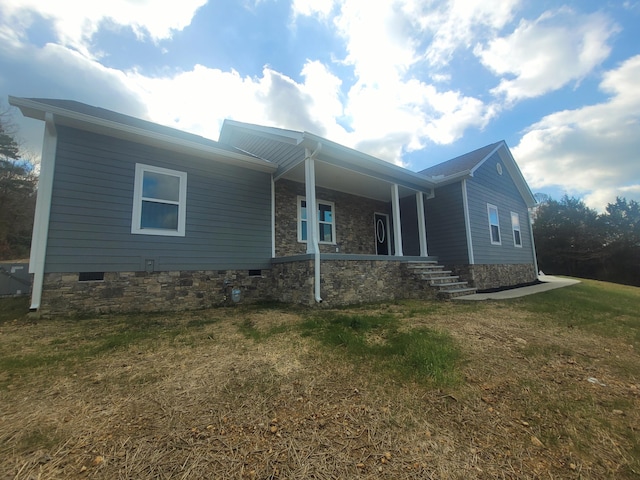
left=9, top=97, right=538, bottom=316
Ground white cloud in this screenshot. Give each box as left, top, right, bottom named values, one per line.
left=288, top=0, right=499, bottom=164
left=0, top=39, right=147, bottom=157
left=583, top=186, right=640, bottom=211
left=413, top=0, right=522, bottom=66
left=291, top=0, right=337, bottom=18
left=513, top=55, right=640, bottom=211
left=476, top=8, right=618, bottom=103
left=333, top=1, right=419, bottom=82
left=0, top=0, right=207, bottom=57
left=129, top=60, right=347, bottom=143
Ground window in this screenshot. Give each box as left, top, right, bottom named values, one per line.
left=297, top=196, right=336, bottom=244
left=132, top=164, right=187, bottom=236
left=487, top=204, right=501, bottom=245
left=511, top=212, right=522, bottom=247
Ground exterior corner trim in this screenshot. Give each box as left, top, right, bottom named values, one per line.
left=29, top=112, right=58, bottom=310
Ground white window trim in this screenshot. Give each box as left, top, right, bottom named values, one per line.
left=297, top=196, right=336, bottom=245
left=132, top=163, right=187, bottom=237
left=487, top=203, right=501, bottom=245
left=511, top=211, right=523, bottom=248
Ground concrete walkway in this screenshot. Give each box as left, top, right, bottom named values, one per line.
left=455, top=275, right=581, bottom=301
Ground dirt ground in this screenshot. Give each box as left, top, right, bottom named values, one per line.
left=0, top=301, right=638, bottom=479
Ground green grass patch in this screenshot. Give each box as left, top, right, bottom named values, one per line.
left=0, top=311, right=218, bottom=385
left=236, top=318, right=292, bottom=341
left=237, top=318, right=263, bottom=341
left=0, top=296, right=30, bottom=324
left=515, top=279, right=640, bottom=343
left=300, top=312, right=461, bottom=386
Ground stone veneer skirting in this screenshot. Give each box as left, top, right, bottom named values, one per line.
left=38, top=257, right=439, bottom=316
left=272, top=257, right=438, bottom=306
left=40, top=270, right=275, bottom=317
left=449, top=263, right=537, bottom=291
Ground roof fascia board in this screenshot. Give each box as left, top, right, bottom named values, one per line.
left=298, top=134, right=436, bottom=191
left=469, top=142, right=504, bottom=176
left=460, top=138, right=535, bottom=208
left=220, top=119, right=302, bottom=145
left=429, top=170, right=473, bottom=186
left=497, top=147, right=536, bottom=208
left=10, top=97, right=277, bottom=173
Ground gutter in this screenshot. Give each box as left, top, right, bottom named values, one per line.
left=9, top=96, right=277, bottom=173
left=428, top=169, right=473, bottom=186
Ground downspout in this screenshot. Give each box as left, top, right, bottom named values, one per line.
left=528, top=210, right=540, bottom=276
left=29, top=113, right=58, bottom=311
left=416, top=191, right=428, bottom=257
left=461, top=179, right=475, bottom=265
left=271, top=174, right=276, bottom=258
left=304, top=142, right=323, bottom=302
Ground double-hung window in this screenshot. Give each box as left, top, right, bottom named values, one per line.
left=297, top=196, right=336, bottom=244
left=487, top=203, right=501, bottom=245
left=132, top=164, right=187, bottom=236
left=511, top=212, right=522, bottom=247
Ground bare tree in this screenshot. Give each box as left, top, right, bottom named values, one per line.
left=0, top=103, right=37, bottom=260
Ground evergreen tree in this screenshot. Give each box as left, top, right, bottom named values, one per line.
left=533, top=195, right=640, bottom=286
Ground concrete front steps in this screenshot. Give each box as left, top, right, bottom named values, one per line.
left=405, top=261, right=476, bottom=299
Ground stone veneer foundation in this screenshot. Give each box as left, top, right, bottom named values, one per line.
left=272, top=257, right=437, bottom=306
left=449, top=263, right=537, bottom=291
left=39, top=270, right=275, bottom=317
left=38, top=257, right=440, bottom=316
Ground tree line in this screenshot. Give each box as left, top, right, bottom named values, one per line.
left=0, top=107, right=37, bottom=260
left=533, top=195, right=640, bottom=287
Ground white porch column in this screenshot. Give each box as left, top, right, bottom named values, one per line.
left=416, top=192, right=428, bottom=256
left=391, top=183, right=403, bottom=256
left=304, top=153, right=318, bottom=254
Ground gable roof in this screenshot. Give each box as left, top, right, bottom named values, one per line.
left=220, top=120, right=536, bottom=207
left=220, top=119, right=438, bottom=196
left=9, top=97, right=276, bottom=173
left=419, top=141, right=503, bottom=178
left=421, top=140, right=536, bottom=208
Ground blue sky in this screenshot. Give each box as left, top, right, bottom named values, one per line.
left=1, top=0, right=639, bottom=210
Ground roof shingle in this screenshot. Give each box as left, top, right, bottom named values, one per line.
left=419, top=141, right=503, bottom=178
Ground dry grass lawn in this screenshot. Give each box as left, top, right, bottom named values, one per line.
left=0, top=279, right=639, bottom=479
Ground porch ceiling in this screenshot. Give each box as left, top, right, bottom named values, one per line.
left=280, top=160, right=419, bottom=202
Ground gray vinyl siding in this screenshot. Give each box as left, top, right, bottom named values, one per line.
left=466, top=152, right=534, bottom=265
left=45, top=126, right=272, bottom=273
left=400, top=195, right=419, bottom=256
left=424, top=183, right=468, bottom=264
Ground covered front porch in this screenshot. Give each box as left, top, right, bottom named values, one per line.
left=273, top=138, right=435, bottom=260
left=271, top=140, right=473, bottom=304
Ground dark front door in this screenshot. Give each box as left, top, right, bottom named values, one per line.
left=374, top=213, right=390, bottom=255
